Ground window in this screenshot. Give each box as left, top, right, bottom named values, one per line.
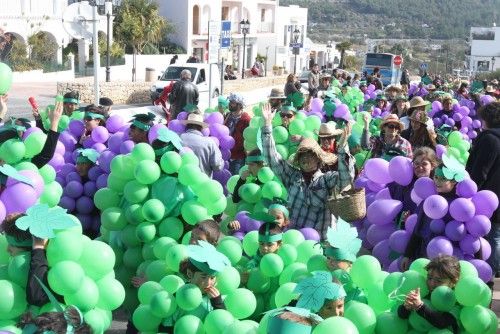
left=197, top=69, right=206, bottom=84
left=261, top=9, right=265, bottom=22
left=365, top=53, right=393, bottom=67
left=477, top=61, right=490, bottom=71
left=221, top=7, right=229, bottom=20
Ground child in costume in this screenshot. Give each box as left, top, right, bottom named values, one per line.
left=128, top=113, right=155, bottom=144
left=75, top=148, right=100, bottom=179
left=189, top=219, right=222, bottom=246
left=265, top=307, right=323, bottom=334
left=231, top=149, right=265, bottom=204
left=151, top=128, right=183, bottom=163
left=268, top=198, right=291, bottom=229
left=397, top=255, right=460, bottom=333
left=294, top=271, right=347, bottom=319
left=246, top=214, right=284, bottom=270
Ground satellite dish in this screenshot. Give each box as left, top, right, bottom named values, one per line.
left=62, top=1, right=94, bottom=40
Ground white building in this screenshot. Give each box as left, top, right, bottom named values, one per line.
left=157, top=0, right=309, bottom=75
left=468, top=26, right=500, bottom=73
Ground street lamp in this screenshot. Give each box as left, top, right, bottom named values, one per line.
left=104, top=0, right=113, bottom=82
left=292, top=28, right=300, bottom=74
left=326, top=40, right=332, bottom=68
left=492, top=56, right=496, bottom=71
left=240, top=19, right=250, bottom=79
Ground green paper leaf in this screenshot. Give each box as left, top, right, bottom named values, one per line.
left=294, top=271, right=346, bottom=312
left=0, top=164, right=34, bottom=186
left=77, top=148, right=100, bottom=163
left=188, top=240, right=231, bottom=273
left=15, top=204, right=78, bottom=239
left=157, top=128, right=183, bottom=151
left=326, top=218, right=361, bottom=258
left=442, top=153, right=466, bottom=182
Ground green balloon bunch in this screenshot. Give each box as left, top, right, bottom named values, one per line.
left=446, top=131, right=470, bottom=165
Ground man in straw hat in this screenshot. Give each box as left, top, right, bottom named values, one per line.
left=401, top=96, right=434, bottom=130
left=317, top=123, right=355, bottom=177
left=261, top=103, right=354, bottom=238
left=268, top=88, right=287, bottom=113
left=180, top=112, right=224, bottom=176
left=361, top=113, right=413, bottom=160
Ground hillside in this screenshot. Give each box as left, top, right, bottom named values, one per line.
left=280, top=0, right=499, bottom=41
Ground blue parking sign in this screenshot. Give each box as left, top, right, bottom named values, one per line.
left=221, top=21, right=231, bottom=49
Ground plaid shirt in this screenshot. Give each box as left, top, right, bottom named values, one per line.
left=361, top=129, right=413, bottom=159
left=261, top=126, right=353, bottom=239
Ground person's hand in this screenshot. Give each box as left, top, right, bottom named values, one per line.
left=204, top=286, right=221, bottom=299
left=261, top=103, right=275, bottom=126
left=290, top=135, right=302, bottom=143
left=363, top=113, right=370, bottom=129
left=240, top=170, right=251, bottom=181
left=49, top=101, right=63, bottom=132
left=400, top=257, right=410, bottom=271
left=405, top=288, right=423, bottom=310
left=32, top=107, right=41, bottom=120
left=228, top=220, right=241, bottom=231
left=32, top=236, right=48, bottom=250
left=0, top=94, right=8, bottom=120
left=131, top=275, right=147, bottom=288
left=337, top=122, right=352, bottom=152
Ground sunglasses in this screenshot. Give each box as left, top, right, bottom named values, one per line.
left=385, top=124, right=398, bottom=130
left=83, top=116, right=96, bottom=121
left=280, top=113, right=294, bottom=119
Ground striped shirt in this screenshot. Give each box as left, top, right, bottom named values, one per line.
left=261, top=125, right=353, bottom=239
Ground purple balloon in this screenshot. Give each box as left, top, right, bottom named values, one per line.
left=468, top=130, right=478, bottom=139
left=120, top=140, right=135, bottom=154
left=469, top=259, right=493, bottom=283
left=459, top=106, right=470, bottom=116
left=83, top=181, right=97, bottom=197
left=472, top=119, right=482, bottom=129
left=365, top=192, right=377, bottom=207
left=64, top=180, right=84, bottom=199
left=76, top=214, right=93, bottom=230
left=427, top=236, right=454, bottom=259
left=219, top=136, right=235, bottom=151
left=366, top=223, right=396, bottom=246
left=453, top=113, right=463, bottom=122
left=459, top=234, right=480, bottom=255
left=445, top=118, right=455, bottom=127
left=410, top=189, right=423, bottom=206
left=88, top=166, right=103, bottom=181
left=221, top=148, right=231, bottom=161
left=209, top=123, right=230, bottom=138
left=106, top=114, right=126, bottom=133
left=177, top=111, right=189, bottom=120
left=465, top=215, right=491, bottom=238
left=92, top=216, right=101, bottom=231
left=48, top=153, right=65, bottom=172
left=389, top=156, right=413, bottom=186
left=471, top=190, right=499, bottom=218
left=76, top=196, right=95, bottom=214
left=423, top=195, right=449, bottom=219
left=97, top=151, right=116, bottom=173
left=245, top=216, right=262, bottom=232
left=367, top=199, right=403, bottom=225
left=22, top=126, right=42, bottom=140
left=64, top=151, right=75, bottom=164
left=435, top=144, right=447, bottom=160
left=433, top=117, right=443, bottom=128
left=91, top=142, right=107, bottom=153
left=213, top=169, right=232, bottom=188
left=68, top=120, right=85, bottom=137
left=55, top=176, right=66, bottom=187
left=365, top=158, right=392, bottom=184
left=449, top=198, right=476, bottom=222
left=148, top=123, right=168, bottom=144
left=334, top=104, right=349, bottom=119
left=480, top=95, right=495, bottom=106
left=414, top=177, right=437, bottom=199
left=55, top=140, right=66, bottom=156
left=205, top=112, right=224, bottom=125
left=91, top=126, right=109, bottom=144
left=388, top=257, right=402, bottom=273
left=168, top=120, right=186, bottom=134
left=366, top=180, right=386, bottom=193
left=431, top=101, right=442, bottom=112
left=405, top=214, right=418, bottom=233
left=0, top=200, right=6, bottom=223
left=444, top=220, right=466, bottom=241
left=375, top=188, right=392, bottom=200
left=210, top=136, right=220, bottom=147
left=389, top=230, right=410, bottom=254
left=372, top=240, right=391, bottom=268
left=232, top=231, right=245, bottom=241
left=428, top=219, right=445, bottom=235
left=96, top=174, right=108, bottom=189
left=6, top=170, right=44, bottom=196
left=59, top=196, right=76, bottom=212
left=456, top=179, right=477, bottom=198
left=0, top=183, right=38, bottom=214
left=82, top=137, right=96, bottom=149
left=65, top=172, right=82, bottom=184
left=300, top=227, right=320, bottom=241
left=310, top=98, right=324, bottom=114
left=478, top=237, right=491, bottom=261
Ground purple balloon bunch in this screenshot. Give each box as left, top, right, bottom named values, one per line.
left=355, top=157, right=498, bottom=282
left=168, top=111, right=234, bottom=191
left=408, top=83, right=428, bottom=98
left=429, top=99, right=481, bottom=141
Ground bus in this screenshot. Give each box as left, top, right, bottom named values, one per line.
left=362, top=53, right=402, bottom=86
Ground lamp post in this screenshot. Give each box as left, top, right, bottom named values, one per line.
left=326, top=40, right=332, bottom=68
left=240, top=19, right=250, bottom=79
left=104, top=0, right=113, bottom=82
left=492, top=56, right=496, bottom=71
left=292, top=28, right=300, bottom=74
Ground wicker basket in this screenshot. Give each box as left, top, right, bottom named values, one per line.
left=327, top=186, right=366, bottom=222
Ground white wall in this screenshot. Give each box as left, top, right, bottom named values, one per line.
left=275, top=5, right=308, bottom=73
left=469, top=27, right=500, bottom=72
left=13, top=69, right=75, bottom=82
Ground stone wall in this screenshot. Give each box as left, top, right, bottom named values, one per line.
left=57, top=74, right=288, bottom=105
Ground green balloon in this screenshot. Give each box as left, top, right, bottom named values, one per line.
left=132, top=305, right=162, bottom=332
left=160, top=275, right=185, bottom=294
left=459, top=260, right=478, bottom=278
left=119, top=225, right=141, bottom=248
left=131, top=143, right=156, bottom=162
left=460, top=305, right=492, bottom=334
left=274, top=282, right=298, bottom=307
left=14, top=161, right=38, bottom=172
left=94, top=188, right=120, bottom=210
left=275, top=144, right=289, bottom=159
left=158, top=217, right=184, bottom=240
left=0, top=140, right=25, bottom=164
left=204, top=309, right=235, bottom=334
left=135, top=222, right=157, bottom=242
left=0, top=279, right=27, bottom=320
left=447, top=131, right=463, bottom=147
left=96, top=275, right=125, bottom=311
left=110, top=155, right=136, bottom=180
left=176, top=283, right=203, bottom=311
left=101, top=207, right=127, bottom=231
left=46, top=231, right=84, bottom=266
left=124, top=203, right=143, bottom=225
left=178, top=164, right=202, bottom=186
left=226, top=175, right=240, bottom=194
left=165, top=244, right=188, bottom=272
left=305, top=115, right=322, bottom=132
left=181, top=200, right=209, bottom=225
left=242, top=231, right=259, bottom=257
left=250, top=116, right=263, bottom=128
left=8, top=252, right=30, bottom=287
left=350, top=255, right=382, bottom=289
left=307, top=254, right=329, bottom=272
left=106, top=173, right=128, bottom=192
left=282, top=229, right=305, bottom=247
left=146, top=260, right=171, bottom=283
left=48, top=260, right=85, bottom=295
left=206, top=196, right=227, bottom=216
left=455, top=276, right=483, bottom=306
left=277, top=244, right=298, bottom=266
left=225, top=288, right=257, bottom=319
left=431, top=286, right=456, bottom=312
left=24, top=132, right=46, bottom=158
left=122, top=247, right=143, bottom=270
left=247, top=268, right=271, bottom=294
left=197, top=180, right=224, bottom=203
left=58, top=115, right=70, bottom=131
left=78, top=240, right=115, bottom=280
left=375, top=312, right=408, bottom=334
left=138, top=281, right=163, bottom=304
left=243, top=127, right=258, bottom=142
left=38, top=164, right=56, bottom=183
left=150, top=290, right=175, bottom=318
left=216, top=238, right=242, bottom=265
left=142, top=241, right=156, bottom=260
left=64, top=276, right=99, bottom=312
left=260, top=253, right=284, bottom=277
left=272, top=126, right=289, bottom=144
left=398, top=270, right=428, bottom=297
left=366, top=279, right=393, bottom=314
left=289, top=119, right=306, bottom=136
left=123, top=180, right=150, bottom=204
left=181, top=152, right=200, bottom=166
left=142, top=199, right=165, bottom=222
left=160, top=151, right=182, bottom=174
left=261, top=181, right=282, bottom=200
left=39, top=181, right=63, bottom=207
left=382, top=272, right=403, bottom=295
left=313, top=316, right=358, bottom=334
left=83, top=309, right=105, bottom=334
left=0, top=62, right=13, bottom=94
left=239, top=183, right=262, bottom=204
left=174, top=314, right=204, bottom=334
left=135, top=160, right=161, bottom=185
left=278, top=262, right=308, bottom=285
left=409, top=258, right=430, bottom=277
left=295, top=240, right=323, bottom=263
left=257, top=167, right=274, bottom=183
left=215, top=266, right=240, bottom=295
left=344, top=300, right=376, bottom=334
left=153, top=237, right=178, bottom=259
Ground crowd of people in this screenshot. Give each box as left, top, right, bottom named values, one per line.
left=0, top=56, right=499, bottom=334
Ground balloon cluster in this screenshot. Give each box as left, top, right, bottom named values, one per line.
left=429, top=99, right=481, bottom=142
left=0, top=62, right=13, bottom=95
left=0, top=215, right=124, bottom=334
left=357, top=157, right=498, bottom=282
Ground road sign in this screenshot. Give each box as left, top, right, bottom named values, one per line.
left=289, top=42, right=303, bottom=48
left=394, top=55, right=403, bottom=66
left=208, top=20, right=220, bottom=64
left=221, top=21, right=231, bottom=49
left=420, top=63, right=428, bottom=70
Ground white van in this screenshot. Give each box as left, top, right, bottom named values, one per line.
left=150, top=63, right=221, bottom=110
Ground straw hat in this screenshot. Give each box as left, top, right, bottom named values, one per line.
left=385, top=84, right=403, bottom=93
left=181, top=112, right=208, bottom=128
left=318, top=123, right=343, bottom=137
left=427, top=84, right=437, bottom=91
left=268, top=88, right=287, bottom=99
left=410, top=109, right=429, bottom=125
left=380, top=114, right=404, bottom=131
left=292, top=138, right=337, bottom=166
left=485, top=86, right=496, bottom=93
left=409, top=96, right=430, bottom=109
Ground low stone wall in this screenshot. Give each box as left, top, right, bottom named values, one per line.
left=57, top=74, right=288, bottom=105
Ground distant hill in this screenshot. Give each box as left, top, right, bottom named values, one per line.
left=280, top=0, right=499, bottom=41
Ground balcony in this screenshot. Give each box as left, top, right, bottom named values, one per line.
left=257, top=22, right=274, bottom=33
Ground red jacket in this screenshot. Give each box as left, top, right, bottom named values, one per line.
left=226, top=112, right=251, bottom=160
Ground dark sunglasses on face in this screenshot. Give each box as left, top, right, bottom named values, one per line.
left=385, top=124, right=398, bottom=130
left=83, top=116, right=95, bottom=121
left=280, top=113, right=294, bottom=119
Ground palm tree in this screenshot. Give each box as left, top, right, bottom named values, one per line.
left=335, top=41, right=352, bottom=69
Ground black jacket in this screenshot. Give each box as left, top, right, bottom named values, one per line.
left=168, top=79, right=199, bottom=119
left=466, top=128, right=500, bottom=224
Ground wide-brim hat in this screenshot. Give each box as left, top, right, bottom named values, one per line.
left=409, top=96, right=430, bottom=109
left=181, top=112, right=208, bottom=128
left=268, top=88, right=287, bottom=99
left=427, top=84, right=437, bottom=91
left=385, top=84, right=403, bottom=93
left=292, top=138, right=337, bottom=166
left=318, top=122, right=343, bottom=137
left=380, top=114, right=404, bottom=131
left=409, top=109, right=429, bottom=125
left=485, top=86, right=496, bottom=93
